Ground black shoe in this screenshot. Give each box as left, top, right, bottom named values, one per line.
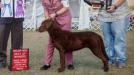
left=67, top=64, right=74, bottom=70
left=40, top=65, right=51, bottom=70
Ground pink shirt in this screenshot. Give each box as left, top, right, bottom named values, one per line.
left=41, top=0, right=72, bottom=29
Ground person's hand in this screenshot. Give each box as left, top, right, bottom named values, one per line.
left=45, top=17, right=51, bottom=20
left=130, top=15, right=134, bottom=20
left=107, top=5, right=117, bottom=13
left=49, top=13, right=56, bottom=19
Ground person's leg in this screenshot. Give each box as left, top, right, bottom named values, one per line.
left=44, top=38, right=55, bottom=65
left=100, top=22, right=116, bottom=64
left=65, top=52, right=73, bottom=65
left=11, top=20, right=23, bottom=49
left=0, top=25, right=5, bottom=53
left=61, top=22, right=74, bottom=69
left=0, top=25, right=7, bottom=68
left=40, top=37, right=54, bottom=70
left=111, top=16, right=128, bottom=68
left=2, top=23, right=11, bottom=52
left=65, top=52, right=74, bottom=69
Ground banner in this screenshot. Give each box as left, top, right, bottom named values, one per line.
left=14, top=0, right=25, bottom=18
left=10, top=48, right=29, bottom=71
left=0, top=0, right=25, bottom=18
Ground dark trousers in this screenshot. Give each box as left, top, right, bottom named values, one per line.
left=0, top=25, right=5, bottom=53
left=0, top=19, right=23, bottom=64
left=3, top=20, right=23, bottom=50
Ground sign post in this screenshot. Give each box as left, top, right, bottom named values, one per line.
left=10, top=48, right=29, bottom=71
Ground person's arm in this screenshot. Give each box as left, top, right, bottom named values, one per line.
left=113, top=0, right=125, bottom=8
left=49, top=0, right=69, bottom=19
left=107, top=0, right=125, bottom=13
left=43, top=7, right=50, bottom=19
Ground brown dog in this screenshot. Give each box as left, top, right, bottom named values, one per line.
left=37, top=19, right=109, bottom=72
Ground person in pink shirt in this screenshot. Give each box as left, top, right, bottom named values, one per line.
left=40, top=0, right=74, bottom=70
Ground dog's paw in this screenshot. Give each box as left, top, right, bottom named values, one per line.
left=103, top=67, right=109, bottom=72
left=58, top=68, right=65, bottom=72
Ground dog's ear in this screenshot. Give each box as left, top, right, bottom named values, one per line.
left=45, top=19, right=53, bottom=29
left=36, top=19, right=53, bottom=32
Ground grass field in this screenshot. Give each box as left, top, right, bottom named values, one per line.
left=0, top=30, right=134, bottom=75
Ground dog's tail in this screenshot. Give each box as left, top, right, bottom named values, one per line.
left=100, top=37, right=109, bottom=61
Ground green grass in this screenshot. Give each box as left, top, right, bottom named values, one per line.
left=0, top=31, right=134, bottom=75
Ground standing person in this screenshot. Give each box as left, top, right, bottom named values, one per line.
left=98, top=0, right=130, bottom=68
left=0, top=0, right=24, bottom=68
left=84, top=0, right=130, bottom=68
left=40, top=0, right=74, bottom=70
